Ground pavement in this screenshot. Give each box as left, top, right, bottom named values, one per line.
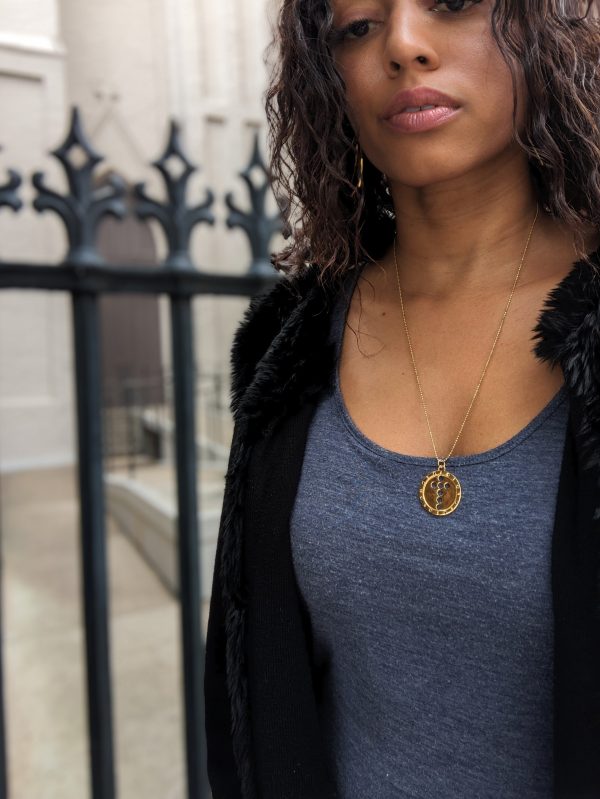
left=1, top=463, right=212, bottom=799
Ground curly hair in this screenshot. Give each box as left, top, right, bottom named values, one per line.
left=265, top=0, right=600, bottom=284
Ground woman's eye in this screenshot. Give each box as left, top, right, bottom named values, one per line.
left=431, top=0, right=483, bottom=12
left=329, top=0, right=483, bottom=46
left=332, top=18, right=378, bottom=42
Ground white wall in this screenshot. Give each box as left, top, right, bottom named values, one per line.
left=59, top=0, right=282, bottom=392
left=0, top=0, right=280, bottom=471
left=0, top=0, right=73, bottom=471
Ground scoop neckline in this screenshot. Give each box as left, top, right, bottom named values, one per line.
left=334, top=374, right=568, bottom=467
left=331, top=264, right=570, bottom=468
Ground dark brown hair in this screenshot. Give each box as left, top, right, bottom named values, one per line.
left=265, top=0, right=600, bottom=284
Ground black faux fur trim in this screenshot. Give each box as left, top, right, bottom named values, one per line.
left=218, top=421, right=257, bottom=799
left=220, top=252, right=600, bottom=793
left=230, top=266, right=341, bottom=439
left=531, top=253, right=600, bottom=518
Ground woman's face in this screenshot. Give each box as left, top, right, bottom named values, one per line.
left=329, top=0, right=528, bottom=189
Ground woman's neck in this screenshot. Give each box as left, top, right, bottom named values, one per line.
left=392, top=206, right=545, bottom=300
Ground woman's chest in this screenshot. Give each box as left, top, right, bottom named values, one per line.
left=338, top=279, right=566, bottom=459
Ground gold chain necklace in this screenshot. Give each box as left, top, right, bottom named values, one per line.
left=392, top=205, right=539, bottom=516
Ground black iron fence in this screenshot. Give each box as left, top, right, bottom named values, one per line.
left=0, top=107, right=281, bottom=799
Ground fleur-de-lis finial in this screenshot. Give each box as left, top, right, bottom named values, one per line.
left=32, top=106, right=126, bottom=265
left=0, top=150, right=22, bottom=213
left=225, top=131, right=284, bottom=275
left=134, top=120, right=215, bottom=269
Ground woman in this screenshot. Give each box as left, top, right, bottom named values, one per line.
left=205, top=1, right=600, bottom=797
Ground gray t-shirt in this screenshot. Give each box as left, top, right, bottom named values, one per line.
left=290, top=267, right=569, bottom=798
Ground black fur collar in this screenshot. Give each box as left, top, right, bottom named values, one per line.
left=532, top=255, right=600, bottom=481
left=230, top=265, right=341, bottom=438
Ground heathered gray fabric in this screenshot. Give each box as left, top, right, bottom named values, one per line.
left=290, top=267, right=569, bottom=798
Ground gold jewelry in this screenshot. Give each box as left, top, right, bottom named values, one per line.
left=355, top=142, right=364, bottom=191
left=393, top=205, right=540, bottom=516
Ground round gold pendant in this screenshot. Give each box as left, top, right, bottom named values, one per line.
left=419, top=466, right=462, bottom=516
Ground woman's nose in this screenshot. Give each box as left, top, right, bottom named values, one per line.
left=383, top=8, right=440, bottom=75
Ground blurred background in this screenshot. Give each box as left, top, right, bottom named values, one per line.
left=0, top=0, right=282, bottom=796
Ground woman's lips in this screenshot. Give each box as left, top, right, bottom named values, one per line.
left=383, top=105, right=461, bottom=134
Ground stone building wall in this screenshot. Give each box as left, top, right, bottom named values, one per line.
left=0, top=0, right=280, bottom=470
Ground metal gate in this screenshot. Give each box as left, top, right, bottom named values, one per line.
left=0, top=107, right=281, bottom=799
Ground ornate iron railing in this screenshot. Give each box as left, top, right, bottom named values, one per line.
left=0, top=106, right=282, bottom=799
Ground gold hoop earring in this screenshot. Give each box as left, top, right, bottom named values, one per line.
left=355, top=142, right=364, bottom=191
left=382, top=172, right=391, bottom=197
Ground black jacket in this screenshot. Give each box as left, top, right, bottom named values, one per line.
left=205, top=254, right=600, bottom=799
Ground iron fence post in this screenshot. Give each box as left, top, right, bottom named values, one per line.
left=0, top=160, right=21, bottom=799
left=73, top=290, right=117, bottom=799
left=0, top=495, right=7, bottom=799
left=171, top=295, right=209, bottom=798
left=31, top=108, right=124, bottom=799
